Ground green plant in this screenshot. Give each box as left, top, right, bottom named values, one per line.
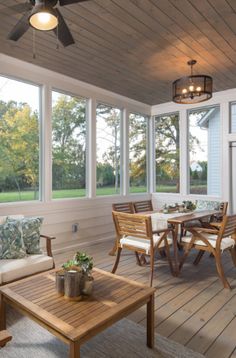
left=182, top=200, right=196, bottom=211
left=73, top=251, right=93, bottom=274
left=62, top=259, right=81, bottom=272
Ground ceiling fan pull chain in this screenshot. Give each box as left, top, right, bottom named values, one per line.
left=33, top=29, right=36, bottom=59
left=56, top=19, right=59, bottom=50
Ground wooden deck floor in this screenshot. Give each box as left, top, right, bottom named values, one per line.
left=54, top=239, right=236, bottom=358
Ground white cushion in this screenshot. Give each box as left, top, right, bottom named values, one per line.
left=120, top=234, right=172, bottom=254
left=0, top=215, right=24, bottom=225
left=182, top=234, right=235, bottom=251
left=0, top=255, right=54, bottom=284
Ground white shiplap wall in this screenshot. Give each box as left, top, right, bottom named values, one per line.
left=0, top=53, right=151, bottom=252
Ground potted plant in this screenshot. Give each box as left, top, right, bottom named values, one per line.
left=61, top=259, right=82, bottom=300
left=73, top=252, right=94, bottom=295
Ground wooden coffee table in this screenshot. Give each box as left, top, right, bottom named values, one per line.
left=0, top=268, right=155, bottom=357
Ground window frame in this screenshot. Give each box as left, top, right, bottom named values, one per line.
left=0, top=73, right=43, bottom=203
left=187, top=104, right=221, bottom=197
left=95, top=101, right=123, bottom=197
left=128, top=111, right=149, bottom=194
left=154, top=111, right=180, bottom=194
left=51, top=88, right=89, bottom=200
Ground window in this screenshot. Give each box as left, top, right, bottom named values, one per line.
left=230, top=102, right=236, bottom=133
left=0, top=76, right=40, bottom=203
left=188, top=105, right=221, bottom=196
left=155, top=113, right=180, bottom=193
left=96, top=103, right=121, bottom=196
left=52, top=91, right=87, bottom=199
left=129, top=113, right=148, bottom=193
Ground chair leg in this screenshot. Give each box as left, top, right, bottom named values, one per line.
left=112, top=247, right=122, bottom=274
left=179, top=245, right=192, bottom=271
left=229, top=246, right=236, bottom=267
left=135, top=252, right=142, bottom=266
left=149, top=253, right=155, bottom=287
left=214, top=252, right=231, bottom=289
left=164, top=240, right=174, bottom=276
left=109, top=241, right=117, bottom=256
left=193, top=250, right=205, bottom=265
left=140, top=254, right=148, bottom=265
left=158, top=249, right=166, bottom=257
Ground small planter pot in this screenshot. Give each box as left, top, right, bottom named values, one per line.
left=55, top=271, right=65, bottom=296
left=82, top=275, right=94, bottom=296
left=64, top=270, right=82, bottom=301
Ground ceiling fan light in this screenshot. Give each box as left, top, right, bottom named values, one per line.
left=29, top=7, right=58, bottom=31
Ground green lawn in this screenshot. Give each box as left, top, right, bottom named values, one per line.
left=0, top=184, right=208, bottom=203
left=0, top=186, right=147, bottom=202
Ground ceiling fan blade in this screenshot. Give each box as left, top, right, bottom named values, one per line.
left=8, top=12, right=30, bottom=41
left=8, top=2, right=33, bottom=14
left=53, top=8, right=75, bottom=47
left=59, top=0, right=89, bottom=6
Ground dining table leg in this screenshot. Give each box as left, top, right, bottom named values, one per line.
left=0, top=294, right=6, bottom=331
left=172, top=224, right=180, bottom=276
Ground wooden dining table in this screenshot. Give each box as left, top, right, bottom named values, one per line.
left=138, top=209, right=220, bottom=276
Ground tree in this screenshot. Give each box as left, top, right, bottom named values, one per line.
left=0, top=101, right=39, bottom=198
left=96, top=104, right=120, bottom=191
left=156, top=113, right=180, bottom=191
left=129, top=113, right=147, bottom=187
left=52, top=95, right=86, bottom=190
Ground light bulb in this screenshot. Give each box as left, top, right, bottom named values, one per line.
left=189, top=85, right=194, bottom=92
left=37, top=12, right=51, bottom=24
left=29, top=11, right=58, bottom=31
left=196, top=86, right=202, bottom=91
left=182, top=88, right=187, bottom=94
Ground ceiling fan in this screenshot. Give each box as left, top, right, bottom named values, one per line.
left=7, top=0, right=89, bottom=47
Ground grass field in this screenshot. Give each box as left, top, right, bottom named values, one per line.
left=0, top=186, right=147, bottom=202
left=0, top=184, right=207, bottom=203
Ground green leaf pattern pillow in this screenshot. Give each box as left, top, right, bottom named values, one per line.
left=0, top=221, right=26, bottom=259
left=7, top=217, right=43, bottom=255
left=196, top=200, right=220, bottom=211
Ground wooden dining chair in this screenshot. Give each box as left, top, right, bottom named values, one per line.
left=112, top=211, right=174, bottom=286
left=179, top=214, right=236, bottom=289
left=133, top=200, right=153, bottom=213
left=109, top=202, right=135, bottom=256
left=208, top=202, right=228, bottom=230
left=0, top=330, right=12, bottom=348
left=112, top=202, right=135, bottom=214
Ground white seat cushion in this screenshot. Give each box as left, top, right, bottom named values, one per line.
left=120, top=234, right=172, bottom=254
left=182, top=234, right=235, bottom=251
left=0, top=255, right=54, bottom=284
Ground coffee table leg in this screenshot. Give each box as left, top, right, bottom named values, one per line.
left=147, top=294, right=154, bottom=348
left=0, top=293, right=6, bottom=330
left=70, top=341, right=80, bottom=358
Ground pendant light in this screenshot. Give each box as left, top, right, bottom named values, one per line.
left=172, top=60, right=213, bottom=104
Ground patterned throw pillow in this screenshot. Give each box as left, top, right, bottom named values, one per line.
left=0, top=221, right=26, bottom=259
left=196, top=200, right=220, bottom=211
left=7, top=217, right=43, bottom=255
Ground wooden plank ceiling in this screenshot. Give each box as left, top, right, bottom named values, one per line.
left=1, top=0, right=236, bottom=105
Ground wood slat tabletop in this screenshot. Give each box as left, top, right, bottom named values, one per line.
left=0, top=268, right=155, bottom=342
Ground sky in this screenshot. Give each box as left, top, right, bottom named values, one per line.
left=0, top=76, right=39, bottom=110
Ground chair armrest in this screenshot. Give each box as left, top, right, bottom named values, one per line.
left=40, top=234, right=56, bottom=257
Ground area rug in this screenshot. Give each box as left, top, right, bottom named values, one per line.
left=1, top=306, right=204, bottom=358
